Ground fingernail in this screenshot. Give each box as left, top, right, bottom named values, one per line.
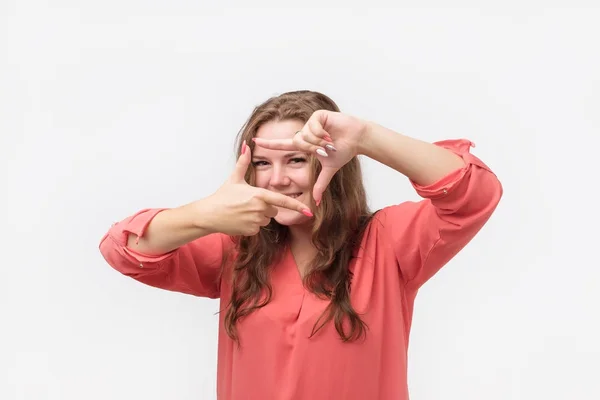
left=316, top=148, right=328, bottom=157
left=241, top=141, right=246, bottom=154
left=251, top=138, right=257, bottom=142
left=325, top=144, right=337, bottom=152
left=315, top=199, right=321, bottom=207
left=301, top=208, right=314, bottom=217
left=324, top=135, right=333, bottom=142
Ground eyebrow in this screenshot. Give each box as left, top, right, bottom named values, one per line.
left=252, top=152, right=306, bottom=160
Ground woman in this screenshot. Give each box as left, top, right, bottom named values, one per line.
left=99, top=90, right=503, bottom=399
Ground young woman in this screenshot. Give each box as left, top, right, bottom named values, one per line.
left=99, top=90, right=503, bottom=399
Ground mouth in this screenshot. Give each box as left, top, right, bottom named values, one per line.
left=284, top=192, right=303, bottom=199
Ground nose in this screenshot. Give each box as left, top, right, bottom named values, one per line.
left=269, top=165, right=290, bottom=187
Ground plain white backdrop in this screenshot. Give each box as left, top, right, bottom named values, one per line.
left=1, top=1, right=598, bottom=399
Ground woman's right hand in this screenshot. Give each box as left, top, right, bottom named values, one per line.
left=200, top=141, right=313, bottom=236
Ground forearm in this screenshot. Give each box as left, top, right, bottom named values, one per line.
left=126, top=199, right=216, bottom=256
left=358, top=121, right=465, bottom=186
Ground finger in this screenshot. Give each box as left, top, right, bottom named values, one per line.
left=307, top=115, right=332, bottom=142
left=294, top=130, right=331, bottom=158
left=252, top=137, right=296, bottom=151
left=259, top=216, right=272, bottom=227
left=312, top=167, right=337, bottom=205
left=299, top=128, right=337, bottom=153
left=230, top=140, right=251, bottom=183
left=256, top=189, right=313, bottom=216
left=264, top=205, right=279, bottom=218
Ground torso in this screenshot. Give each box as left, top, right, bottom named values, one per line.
left=214, top=218, right=416, bottom=400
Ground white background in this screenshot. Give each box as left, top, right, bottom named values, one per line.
left=1, top=1, right=598, bottom=399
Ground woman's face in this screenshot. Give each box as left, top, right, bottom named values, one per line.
left=252, top=119, right=313, bottom=226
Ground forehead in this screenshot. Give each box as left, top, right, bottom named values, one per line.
left=255, top=119, right=304, bottom=140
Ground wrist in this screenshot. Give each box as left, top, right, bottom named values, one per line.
left=186, top=197, right=220, bottom=234
left=357, top=120, right=376, bottom=156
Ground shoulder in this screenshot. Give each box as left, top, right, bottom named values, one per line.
left=369, top=201, right=430, bottom=232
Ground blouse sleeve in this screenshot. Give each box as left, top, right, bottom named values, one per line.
left=99, top=208, right=232, bottom=298
left=375, top=139, right=503, bottom=291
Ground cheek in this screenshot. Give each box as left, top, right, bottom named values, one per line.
left=290, top=168, right=312, bottom=188
left=253, top=171, right=269, bottom=188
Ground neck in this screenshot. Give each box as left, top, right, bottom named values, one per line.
left=287, top=223, right=317, bottom=278
left=287, top=223, right=314, bottom=250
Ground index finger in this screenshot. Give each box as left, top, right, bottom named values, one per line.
left=255, top=189, right=313, bottom=217
left=252, top=137, right=296, bottom=151
left=228, top=140, right=251, bottom=183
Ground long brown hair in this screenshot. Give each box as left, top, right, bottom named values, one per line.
left=223, top=90, right=374, bottom=343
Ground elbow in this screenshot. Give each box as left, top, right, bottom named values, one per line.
left=99, top=233, right=126, bottom=274
left=485, top=172, right=503, bottom=211
left=467, top=171, right=503, bottom=226
left=442, top=170, right=503, bottom=228
left=99, top=229, right=170, bottom=278
left=99, top=232, right=141, bottom=276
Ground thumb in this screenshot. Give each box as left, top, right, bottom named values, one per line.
left=312, top=167, right=336, bottom=206
left=230, top=140, right=251, bottom=183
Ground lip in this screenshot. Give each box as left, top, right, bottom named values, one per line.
left=282, top=192, right=302, bottom=197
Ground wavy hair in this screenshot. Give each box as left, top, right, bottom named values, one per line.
left=223, top=90, right=374, bottom=343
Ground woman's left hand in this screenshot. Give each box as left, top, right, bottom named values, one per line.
left=252, top=110, right=368, bottom=205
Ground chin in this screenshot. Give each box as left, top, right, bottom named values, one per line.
left=274, top=209, right=311, bottom=226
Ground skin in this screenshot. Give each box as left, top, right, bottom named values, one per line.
left=252, top=110, right=466, bottom=266
left=253, top=110, right=466, bottom=202
left=125, top=109, right=465, bottom=267
left=252, top=119, right=317, bottom=264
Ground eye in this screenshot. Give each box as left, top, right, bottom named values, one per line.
left=252, top=161, right=269, bottom=167
left=289, top=157, right=307, bottom=164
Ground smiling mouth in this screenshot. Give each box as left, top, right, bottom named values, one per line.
left=285, top=192, right=302, bottom=198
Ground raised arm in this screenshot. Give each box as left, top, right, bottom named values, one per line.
left=99, top=205, right=231, bottom=298
left=250, top=110, right=502, bottom=291
left=98, top=140, right=313, bottom=298
left=366, top=132, right=503, bottom=291
left=358, top=121, right=467, bottom=186
left=124, top=200, right=221, bottom=256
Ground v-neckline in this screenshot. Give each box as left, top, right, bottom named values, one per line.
left=286, top=244, right=306, bottom=282
left=287, top=241, right=320, bottom=281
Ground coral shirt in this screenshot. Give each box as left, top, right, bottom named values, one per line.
left=99, top=139, right=502, bottom=400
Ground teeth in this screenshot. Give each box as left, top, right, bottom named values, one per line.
left=287, top=193, right=301, bottom=198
